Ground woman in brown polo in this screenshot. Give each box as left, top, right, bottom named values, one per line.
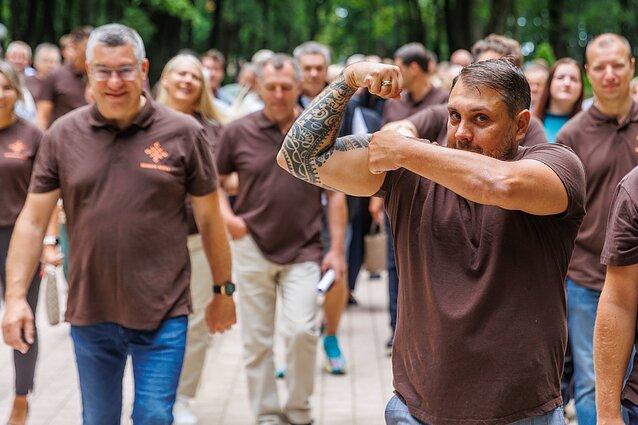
left=156, top=53, right=226, bottom=423
left=0, top=60, right=45, bottom=425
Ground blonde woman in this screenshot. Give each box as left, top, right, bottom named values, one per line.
left=157, top=54, right=226, bottom=424
left=0, top=60, right=48, bottom=425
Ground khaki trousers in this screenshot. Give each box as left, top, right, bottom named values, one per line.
left=232, top=235, right=320, bottom=424
left=177, top=234, right=213, bottom=398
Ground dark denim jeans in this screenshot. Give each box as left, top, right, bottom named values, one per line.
left=386, top=214, right=398, bottom=333
left=70, top=316, right=188, bottom=425
left=566, top=278, right=600, bottom=425
left=384, top=394, right=565, bottom=425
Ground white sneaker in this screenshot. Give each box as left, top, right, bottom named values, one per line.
left=173, top=396, right=198, bottom=425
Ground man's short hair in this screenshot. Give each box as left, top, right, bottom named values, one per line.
left=586, top=33, right=633, bottom=64
left=201, top=49, right=225, bottom=67
left=34, top=43, right=61, bottom=64
left=293, top=41, right=331, bottom=65
left=471, top=34, right=523, bottom=68
left=70, top=26, right=93, bottom=43
left=59, top=34, right=72, bottom=49
left=256, top=53, right=301, bottom=82
left=86, top=24, right=145, bottom=63
left=452, top=58, right=531, bottom=118
left=7, top=41, right=32, bottom=61
left=394, top=42, right=431, bottom=72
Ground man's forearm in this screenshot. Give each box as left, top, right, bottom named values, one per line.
left=199, top=220, right=232, bottom=285
left=279, top=74, right=360, bottom=187
left=326, top=191, right=347, bottom=253
left=5, top=219, right=48, bottom=300
left=595, top=277, right=638, bottom=419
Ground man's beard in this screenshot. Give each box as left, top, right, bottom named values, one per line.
left=454, top=128, right=518, bottom=160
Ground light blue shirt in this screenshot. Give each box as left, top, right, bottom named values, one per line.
left=543, top=113, right=570, bottom=143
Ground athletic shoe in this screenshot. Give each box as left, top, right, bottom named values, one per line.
left=323, top=334, right=347, bottom=375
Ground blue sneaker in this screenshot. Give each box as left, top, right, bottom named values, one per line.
left=323, top=335, right=347, bottom=375
left=275, top=366, right=286, bottom=379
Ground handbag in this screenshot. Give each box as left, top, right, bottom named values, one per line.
left=42, top=264, right=66, bottom=326
left=363, top=222, right=387, bottom=274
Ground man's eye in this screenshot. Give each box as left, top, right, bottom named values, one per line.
left=476, top=114, right=489, bottom=123
left=449, top=112, right=460, bottom=122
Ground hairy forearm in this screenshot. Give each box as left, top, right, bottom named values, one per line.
left=595, top=275, right=638, bottom=419
left=5, top=218, right=47, bottom=300
left=279, top=74, right=362, bottom=187
left=199, top=220, right=232, bottom=285
left=326, top=191, right=347, bottom=253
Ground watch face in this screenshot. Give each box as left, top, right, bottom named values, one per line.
left=224, top=282, right=236, bottom=296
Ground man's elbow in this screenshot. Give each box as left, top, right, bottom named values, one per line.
left=276, top=150, right=289, bottom=173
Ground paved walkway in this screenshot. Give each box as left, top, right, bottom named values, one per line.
left=0, top=273, right=394, bottom=425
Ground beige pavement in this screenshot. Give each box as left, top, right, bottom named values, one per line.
left=0, top=273, right=394, bottom=425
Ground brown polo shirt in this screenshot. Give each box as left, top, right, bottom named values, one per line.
left=0, top=118, right=43, bottom=227
left=600, top=166, right=638, bottom=404
left=557, top=102, right=638, bottom=291
left=216, top=110, right=323, bottom=265
left=186, top=113, right=221, bottom=235
left=407, top=103, right=549, bottom=147
left=29, top=97, right=218, bottom=330
left=378, top=143, right=586, bottom=424
left=25, top=75, right=46, bottom=102
left=39, top=62, right=87, bottom=123
left=382, top=87, right=448, bottom=125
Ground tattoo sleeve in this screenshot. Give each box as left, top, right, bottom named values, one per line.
left=280, top=74, right=372, bottom=187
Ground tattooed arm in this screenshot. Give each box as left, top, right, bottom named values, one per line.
left=277, top=62, right=402, bottom=196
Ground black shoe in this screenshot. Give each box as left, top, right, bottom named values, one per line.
left=347, top=294, right=358, bottom=305
left=385, top=335, right=394, bottom=357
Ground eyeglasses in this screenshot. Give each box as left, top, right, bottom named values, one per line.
left=91, top=65, right=139, bottom=82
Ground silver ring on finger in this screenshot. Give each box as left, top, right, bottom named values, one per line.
left=381, top=80, right=392, bottom=87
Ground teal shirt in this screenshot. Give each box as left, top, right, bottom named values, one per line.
left=543, top=113, right=570, bottom=143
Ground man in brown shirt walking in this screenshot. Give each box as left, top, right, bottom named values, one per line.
left=556, top=33, right=638, bottom=425
left=2, top=24, right=235, bottom=425
left=36, top=26, right=91, bottom=129
left=594, top=166, right=638, bottom=425
left=278, top=59, right=586, bottom=424
left=216, top=54, right=345, bottom=425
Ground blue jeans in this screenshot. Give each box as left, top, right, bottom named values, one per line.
left=384, top=395, right=564, bottom=425
left=70, top=316, right=188, bottom=425
left=566, top=278, right=600, bottom=425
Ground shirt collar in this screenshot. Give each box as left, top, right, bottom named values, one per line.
left=89, top=92, right=156, bottom=130
left=588, top=100, right=638, bottom=127
left=256, top=110, right=281, bottom=130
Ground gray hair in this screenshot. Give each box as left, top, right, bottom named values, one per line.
left=256, top=53, right=301, bottom=82
left=452, top=58, right=531, bottom=118
left=34, top=43, right=61, bottom=64
left=293, top=41, right=331, bottom=65
left=6, top=41, right=32, bottom=61
left=86, top=24, right=145, bottom=63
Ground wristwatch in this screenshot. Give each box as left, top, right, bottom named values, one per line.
left=213, top=281, right=236, bottom=296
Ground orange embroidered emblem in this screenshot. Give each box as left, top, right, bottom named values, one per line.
left=140, top=141, right=173, bottom=172
left=144, top=142, right=169, bottom=163
left=3, top=139, right=28, bottom=160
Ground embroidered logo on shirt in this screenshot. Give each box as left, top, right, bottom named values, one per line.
left=3, top=140, right=28, bottom=160
left=140, top=141, right=173, bottom=172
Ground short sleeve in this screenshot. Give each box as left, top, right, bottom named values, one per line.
left=29, top=132, right=60, bottom=193
left=185, top=128, right=218, bottom=196
left=215, top=125, right=236, bottom=175
left=523, top=143, right=586, bottom=220
left=406, top=105, right=447, bottom=141
left=520, top=116, right=548, bottom=147
left=601, top=175, right=638, bottom=266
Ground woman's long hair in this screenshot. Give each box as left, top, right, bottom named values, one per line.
left=534, top=57, right=584, bottom=121
left=156, top=54, right=225, bottom=125
left=0, top=60, right=24, bottom=104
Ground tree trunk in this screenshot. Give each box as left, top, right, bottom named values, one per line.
left=444, top=0, right=474, bottom=53
left=548, top=0, right=567, bottom=58
left=209, top=0, right=223, bottom=48
left=406, top=0, right=426, bottom=43
left=41, top=0, right=56, bottom=42
left=25, top=0, right=38, bottom=43
left=485, top=0, right=511, bottom=35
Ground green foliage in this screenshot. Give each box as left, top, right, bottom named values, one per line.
left=534, top=42, right=556, bottom=64
left=121, top=7, right=156, bottom=42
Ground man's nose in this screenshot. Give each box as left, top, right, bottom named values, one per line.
left=454, top=120, right=472, bottom=141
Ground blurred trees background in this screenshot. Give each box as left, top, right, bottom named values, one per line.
left=1, top=0, right=638, bottom=81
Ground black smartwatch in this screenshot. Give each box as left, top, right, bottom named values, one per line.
left=213, top=281, right=236, bottom=296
